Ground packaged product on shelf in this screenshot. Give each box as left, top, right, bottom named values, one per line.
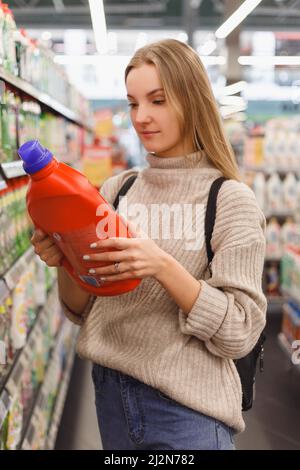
left=0, top=294, right=13, bottom=371
left=18, top=100, right=41, bottom=147
left=0, top=184, right=9, bottom=274
left=252, top=172, right=266, bottom=211
left=282, top=173, right=298, bottom=211
left=266, top=217, right=281, bottom=259
left=285, top=118, right=300, bottom=170
left=0, top=82, right=18, bottom=162
left=281, top=217, right=297, bottom=250
left=0, top=5, right=4, bottom=67
left=266, top=173, right=283, bottom=213
left=275, top=128, right=289, bottom=169
left=265, top=262, right=280, bottom=296
left=0, top=390, right=10, bottom=450
left=10, top=259, right=40, bottom=352
left=281, top=246, right=300, bottom=301
left=263, top=132, right=275, bottom=169
left=10, top=283, right=27, bottom=351
left=14, top=29, right=35, bottom=83
left=281, top=301, right=300, bottom=345
left=0, top=303, right=8, bottom=366
left=18, top=140, right=141, bottom=296
left=5, top=390, right=23, bottom=450
left=2, top=4, right=17, bottom=76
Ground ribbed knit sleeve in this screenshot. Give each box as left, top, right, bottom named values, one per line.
left=179, top=180, right=267, bottom=359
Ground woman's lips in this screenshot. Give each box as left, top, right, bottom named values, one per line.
left=140, top=131, right=160, bottom=138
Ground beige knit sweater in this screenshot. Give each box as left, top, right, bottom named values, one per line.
left=61, top=150, right=267, bottom=433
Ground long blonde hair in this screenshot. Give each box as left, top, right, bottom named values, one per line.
left=125, top=39, right=240, bottom=181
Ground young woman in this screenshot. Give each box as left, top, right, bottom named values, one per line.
left=31, top=39, right=267, bottom=450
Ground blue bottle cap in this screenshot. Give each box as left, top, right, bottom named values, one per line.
left=18, top=140, right=53, bottom=174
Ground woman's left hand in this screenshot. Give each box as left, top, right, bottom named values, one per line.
left=84, top=222, right=168, bottom=282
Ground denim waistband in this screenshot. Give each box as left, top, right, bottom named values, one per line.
left=93, top=362, right=138, bottom=383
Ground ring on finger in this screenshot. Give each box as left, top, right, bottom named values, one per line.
left=114, top=261, right=121, bottom=273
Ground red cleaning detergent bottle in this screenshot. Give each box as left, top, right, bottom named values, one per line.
left=18, top=140, right=141, bottom=296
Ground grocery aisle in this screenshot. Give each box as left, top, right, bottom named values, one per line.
left=55, top=308, right=300, bottom=451
left=55, top=355, right=101, bottom=450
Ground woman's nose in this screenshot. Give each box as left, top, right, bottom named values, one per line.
left=135, top=106, right=151, bottom=123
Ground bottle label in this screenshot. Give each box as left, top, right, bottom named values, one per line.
left=52, top=223, right=122, bottom=287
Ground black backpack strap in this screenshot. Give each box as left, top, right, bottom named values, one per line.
left=205, top=177, right=228, bottom=266
left=112, top=174, right=137, bottom=210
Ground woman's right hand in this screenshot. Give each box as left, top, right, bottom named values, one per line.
left=31, top=229, right=64, bottom=267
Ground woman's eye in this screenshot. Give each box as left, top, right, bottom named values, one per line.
left=153, top=100, right=165, bottom=105
left=128, top=103, right=137, bottom=108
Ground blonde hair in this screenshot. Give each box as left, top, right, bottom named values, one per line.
left=125, top=39, right=240, bottom=181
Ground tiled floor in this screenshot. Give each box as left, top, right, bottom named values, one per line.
left=55, top=309, right=300, bottom=450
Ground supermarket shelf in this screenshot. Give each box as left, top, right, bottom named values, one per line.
left=45, top=334, right=77, bottom=450
left=265, top=256, right=281, bottom=262
left=0, top=281, right=56, bottom=395
left=282, top=287, right=300, bottom=305
left=0, top=279, right=9, bottom=304
left=0, top=174, right=7, bottom=189
left=0, top=389, right=10, bottom=429
left=2, top=246, right=34, bottom=291
left=267, top=295, right=285, bottom=307
left=0, top=161, right=26, bottom=179
left=244, top=165, right=300, bottom=175
left=278, top=332, right=300, bottom=372
left=264, top=210, right=295, bottom=219
left=17, top=323, right=64, bottom=450
left=0, top=67, right=92, bottom=132
left=19, top=322, right=78, bottom=450
left=0, top=306, right=42, bottom=394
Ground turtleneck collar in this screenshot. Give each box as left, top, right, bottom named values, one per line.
left=145, top=149, right=215, bottom=170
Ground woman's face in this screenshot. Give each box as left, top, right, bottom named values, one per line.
left=126, top=63, right=193, bottom=157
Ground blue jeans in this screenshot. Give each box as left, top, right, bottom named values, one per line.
left=91, top=363, right=235, bottom=450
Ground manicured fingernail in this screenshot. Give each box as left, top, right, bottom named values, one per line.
left=89, top=269, right=96, bottom=274
left=83, top=255, right=90, bottom=260
left=90, top=243, right=97, bottom=248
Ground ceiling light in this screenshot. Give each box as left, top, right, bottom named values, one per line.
left=54, top=54, right=132, bottom=66
left=220, top=104, right=247, bottom=118
left=107, top=32, right=118, bottom=54
left=215, top=0, right=263, bottom=39
left=219, top=96, right=246, bottom=106
left=222, top=81, right=247, bottom=95
left=200, top=56, right=226, bottom=66
left=238, top=56, right=300, bottom=66
left=88, top=0, right=107, bottom=54
left=197, top=40, right=217, bottom=56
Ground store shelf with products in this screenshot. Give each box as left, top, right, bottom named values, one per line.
left=0, top=5, right=92, bottom=132
left=0, top=281, right=67, bottom=450
left=0, top=258, right=57, bottom=392
left=277, top=332, right=300, bottom=374
left=0, top=79, right=90, bottom=170
left=277, top=242, right=300, bottom=369
left=21, top=323, right=78, bottom=450
left=0, top=5, right=94, bottom=173
left=0, top=67, right=92, bottom=132
left=241, top=113, right=300, bottom=308
left=0, top=5, right=93, bottom=450
left=19, top=320, right=78, bottom=450
left=2, top=245, right=34, bottom=291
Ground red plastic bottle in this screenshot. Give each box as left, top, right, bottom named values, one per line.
left=18, top=140, right=141, bottom=296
